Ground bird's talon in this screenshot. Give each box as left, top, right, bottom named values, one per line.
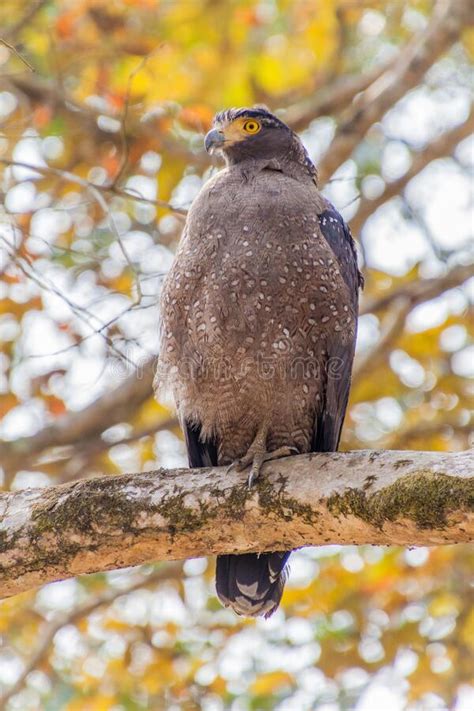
left=226, top=455, right=252, bottom=475
left=227, top=439, right=299, bottom=488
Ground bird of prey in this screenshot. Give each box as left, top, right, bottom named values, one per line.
left=157, top=106, right=362, bottom=618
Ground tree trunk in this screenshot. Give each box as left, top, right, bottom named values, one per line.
left=0, top=449, right=472, bottom=598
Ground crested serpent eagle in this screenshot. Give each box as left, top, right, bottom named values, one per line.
left=156, top=106, right=363, bottom=618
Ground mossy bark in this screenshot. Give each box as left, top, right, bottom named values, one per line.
left=0, top=449, right=472, bottom=599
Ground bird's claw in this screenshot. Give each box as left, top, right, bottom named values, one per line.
left=225, top=458, right=247, bottom=475
left=247, top=453, right=265, bottom=489
left=226, top=445, right=299, bottom=488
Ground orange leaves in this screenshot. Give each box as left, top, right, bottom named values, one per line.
left=33, top=105, right=53, bottom=130
left=44, top=395, right=67, bottom=417
left=29, top=0, right=348, bottom=120
left=102, top=91, right=125, bottom=112
left=100, top=153, right=121, bottom=180
left=0, top=393, right=18, bottom=419
left=234, top=7, right=262, bottom=29
left=56, top=8, right=82, bottom=39
left=179, top=105, right=214, bottom=132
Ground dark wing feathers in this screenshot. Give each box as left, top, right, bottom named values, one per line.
left=317, top=206, right=363, bottom=294
left=313, top=205, right=361, bottom=453
left=184, top=420, right=217, bottom=468
left=312, top=339, right=354, bottom=452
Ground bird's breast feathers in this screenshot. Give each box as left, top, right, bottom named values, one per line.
left=157, top=165, right=358, bottom=436
left=160, top=165, right=356, bottom=360
left=188, top=166, right=323, bottom=239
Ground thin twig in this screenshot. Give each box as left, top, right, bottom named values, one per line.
left=0, top=235, right=137, bottom=368
left=112, top=47, right=164, bottom=187
left=360, top=263, right=473, bottom=316
left=0, top=159, right=186, bottom=214
left=0, top=39, right=35, bottom=72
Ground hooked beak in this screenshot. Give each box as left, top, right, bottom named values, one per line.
left=205, top=128, right=225, bottom=154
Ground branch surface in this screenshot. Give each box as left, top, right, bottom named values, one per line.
left=0, top=450, right=472, bottom=599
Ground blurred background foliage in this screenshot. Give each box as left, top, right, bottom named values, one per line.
left=0, top=0, right=473, bottom=709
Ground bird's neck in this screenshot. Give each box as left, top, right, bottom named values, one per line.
left=225, top=152, right=317, bottom=186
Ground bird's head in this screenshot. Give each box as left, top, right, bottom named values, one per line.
left=205, top=106, right=297, bottom=165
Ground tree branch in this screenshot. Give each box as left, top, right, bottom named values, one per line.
left=0, top=358, right=156, bottom=474
left=0, top=562, right=183, bottom=708
left=0, top=159, right=186, bottom=214
left=350, top=112, right=473, bottom=235
left=385, top=419, right=473, bottom=449
left=3, top=0, right=47, bottom=41
left=317, top=0, right=472, bottom=183
left=284, top=64, right=388, bottom=130
left=359, top=263, right=473, bottom=316
left=0, top=450, right=472, bottom=599
left=354, top=296, right=412, bottom=382
left=4, top=76, right=208, bottom=168
left=354, top=262, right=472, bottom=382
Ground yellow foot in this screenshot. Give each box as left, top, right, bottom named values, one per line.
left=228, top=445, right=298, bottom=488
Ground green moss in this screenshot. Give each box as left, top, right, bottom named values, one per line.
left=221, top=484, right=252, bottom=520
left=256, top=475, right=319, bottom=526
left=29, top=471, right=252, bottom=544
left=159, top=490, right=213, bottom=536
left=327, top=471, right=474, bottom=529
left=0, top=469, right=333, bottom=582
left=31, top=477, right=139, bottom=537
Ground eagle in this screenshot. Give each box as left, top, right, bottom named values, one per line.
left=157, top=106, right=362, bottom=618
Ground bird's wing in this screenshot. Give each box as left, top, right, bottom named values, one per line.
left=317, top=204, right=364, bottom=293
left=312, top=204, right=361, bottom=453
left=184, top=420, right=218, bottom=468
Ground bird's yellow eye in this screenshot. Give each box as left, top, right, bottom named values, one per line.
left=242, top=120, right=261, bottom=134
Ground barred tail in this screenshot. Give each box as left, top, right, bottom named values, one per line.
left=216, top=552, right=290, bottom=618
